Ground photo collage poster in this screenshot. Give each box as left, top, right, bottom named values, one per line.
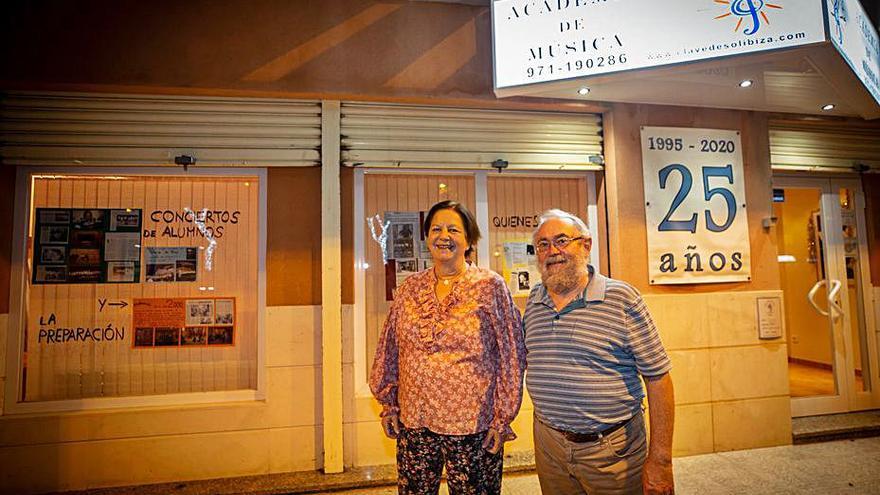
left=33, top=208, right=143, bottom=284
left=384, top=211, right=433, bottom=300
left=502, top=241, right=540, bottom=297
left=132, top=297, right=236, bottom=348
left=145, top=247, right=198, bottom=283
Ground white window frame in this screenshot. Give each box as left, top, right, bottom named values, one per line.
left=352, top=168, right=601, bottom=396
left=3, top=166, right=268, bottom=414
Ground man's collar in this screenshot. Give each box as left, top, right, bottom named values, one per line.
left=584, top=265, right=607, bottom=302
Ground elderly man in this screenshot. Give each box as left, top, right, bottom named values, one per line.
left=524, top=209, right=675, bottom=495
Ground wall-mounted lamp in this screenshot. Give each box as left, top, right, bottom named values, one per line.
left=491, top=159, right=509, bottom=173
left=174, top=154, right=197, bottom=171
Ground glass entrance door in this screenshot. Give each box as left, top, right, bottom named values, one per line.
left=774, top=177, right=879, bottom=417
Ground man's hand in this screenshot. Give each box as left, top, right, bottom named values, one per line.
left=642, top=455, right=674, bottom=495
left=381, top=414, right=401, bottom=439
left=481, top=428, right=502, bottom=454
left=643, top=372, right=675, bottom=494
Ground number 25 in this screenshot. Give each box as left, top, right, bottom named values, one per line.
left=657, top=164, right=737, bottom=233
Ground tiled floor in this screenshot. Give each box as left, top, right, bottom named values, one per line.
left=319, top=437, right=880, bottom=495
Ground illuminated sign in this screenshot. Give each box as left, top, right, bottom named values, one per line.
left=492, top=0, right=826, bottom=90
left=826, top=0, right=880, bottom=105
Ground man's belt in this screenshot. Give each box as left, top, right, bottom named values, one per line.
left=546, top=416, right=633, bottom=443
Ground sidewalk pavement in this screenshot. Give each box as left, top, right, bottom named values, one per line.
left=62, top=437, right=880, bottom=495
left=313, top=437, right=880, bottom=495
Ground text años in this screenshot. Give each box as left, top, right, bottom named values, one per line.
left=658, top=246, right=744, bottom=274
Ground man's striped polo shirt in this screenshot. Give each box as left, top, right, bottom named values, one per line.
left=523, top=265, right=671, bottom=433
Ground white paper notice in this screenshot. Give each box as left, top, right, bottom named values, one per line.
left=104, top=232, right=141, bottom=261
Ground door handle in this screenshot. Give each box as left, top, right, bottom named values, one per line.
left=807, top=280, right=829, bottom=317
left=827, top=279, right=844, bottom=321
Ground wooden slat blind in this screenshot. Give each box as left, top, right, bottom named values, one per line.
left=362, top=173, right=475, bottom=376
left=487, top=175, right=589, bottom=302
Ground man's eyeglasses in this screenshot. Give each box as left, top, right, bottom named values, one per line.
left=534, top=236, right=585, bottom=254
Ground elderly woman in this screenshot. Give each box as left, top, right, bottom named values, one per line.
left=370, top=200, right=526, bottom=495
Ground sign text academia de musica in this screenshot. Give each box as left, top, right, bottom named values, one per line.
left=502, top=0, right=618, bottom=20
left=493, top=0, right=830, bottom=89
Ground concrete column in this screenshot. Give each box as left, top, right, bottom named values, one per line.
left=321, top=100, right=344, bottom=473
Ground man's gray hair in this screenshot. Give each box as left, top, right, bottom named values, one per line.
left=534, top=209, right=592, bottom=240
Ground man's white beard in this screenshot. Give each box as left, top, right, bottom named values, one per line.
left=540, top=254, right=587, bottom=294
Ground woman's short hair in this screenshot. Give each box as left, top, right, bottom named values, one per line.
left=423, top=200, right=481, bottom=258
left=534, top=209, right=592, bottom=240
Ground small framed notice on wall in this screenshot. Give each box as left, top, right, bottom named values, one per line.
left=756, top=297, right=783, bottom=339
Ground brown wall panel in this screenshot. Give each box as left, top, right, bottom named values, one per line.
left=0, top=1, right=487, bottom=102
left=0, top=166, right=14, bottom=313
left=0, top=1, right=604, bottom=115
left=603, top=103, right=780, bottom=294
left=267, top=167, right=322, bottom=306
left=864, top=173, right=880, bottom=286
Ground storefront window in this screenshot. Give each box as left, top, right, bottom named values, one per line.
left=361, top=173, right=475, bottom=373
left=487, top=175, right=591, bottom=303
left=15, top=172, right=262, bottom=403
left=355, top=170, right=596, bottom=390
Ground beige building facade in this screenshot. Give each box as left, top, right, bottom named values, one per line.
left=0, top=2, right=879, bottom=493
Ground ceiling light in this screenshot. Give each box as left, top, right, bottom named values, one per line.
left=777, top=255, right=796, bottom=263
left=739, top=80, right=753, bottom=88
left=822, top=104, right=835, bottom=111
left=577, top=87, right=590, bottom=95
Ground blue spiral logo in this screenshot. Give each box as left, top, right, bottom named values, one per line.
left=731, top=0, right=764, bottom=35
left=714, top=0, right=783, bottom=36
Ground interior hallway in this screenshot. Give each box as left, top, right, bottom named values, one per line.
left=790, top=360, right=866, bottom=397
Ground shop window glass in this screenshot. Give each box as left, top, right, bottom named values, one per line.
left=358, top=171, right=593, bottom=384
left=362, top=173, right=475, bottom=372
left=487, top=175, right=590, bottom=306
left=20, top=174, right=259, bottom=402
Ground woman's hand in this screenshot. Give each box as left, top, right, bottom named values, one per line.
left=481, top=428, right=502, bottom=454
left=381, top=413, right=401, bottom=439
